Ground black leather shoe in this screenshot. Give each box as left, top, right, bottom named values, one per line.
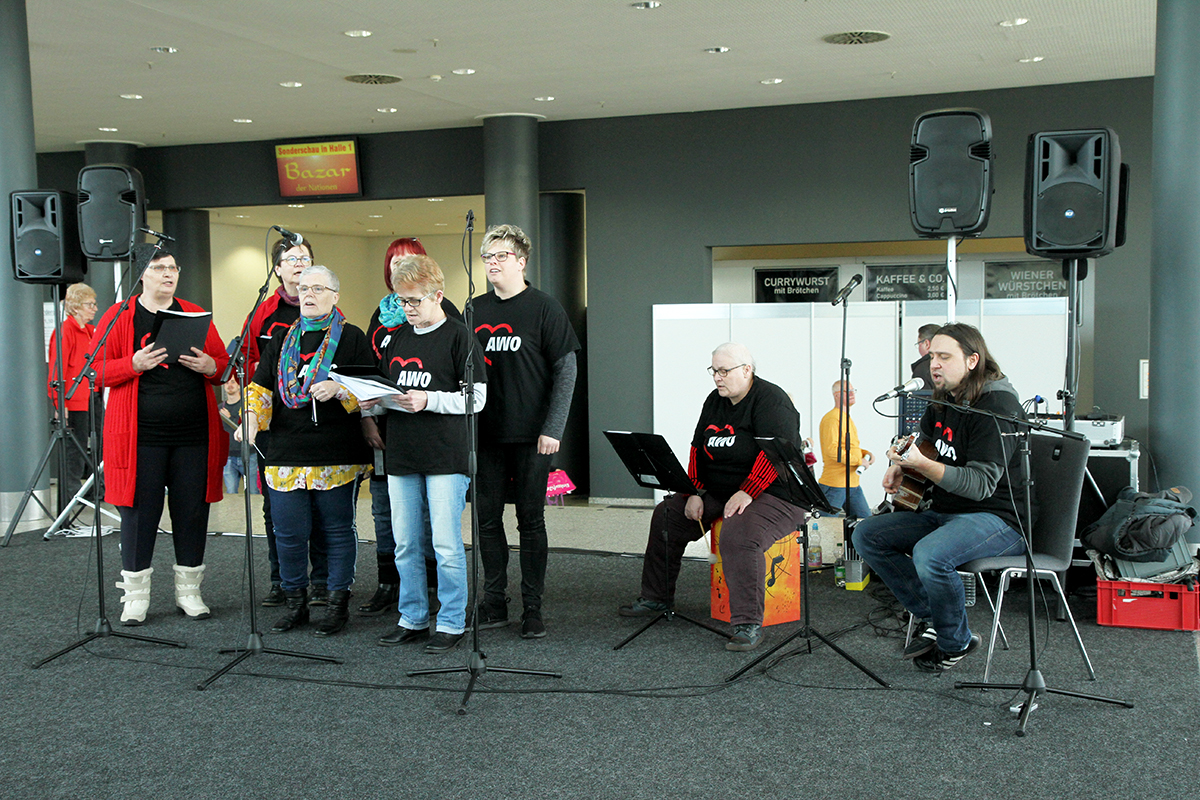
left=261, top=583, right=286, bottom=607
left=270, top=589, right=308, bottom=633
left=378, top=626, right=430, bottom=646
left=425, top=631, right=464, bottom=653
left=357, top=583, right=399, bottom=616
left=307, top=584, right=329, bottom=607
left=312, top=590, right=351, bottom=637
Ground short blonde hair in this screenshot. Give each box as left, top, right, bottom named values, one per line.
left=64, top=283, right=96, bottom=317
left=481, top=224, right=531, bottom=262
left=390, top=254, right=444, bottom=297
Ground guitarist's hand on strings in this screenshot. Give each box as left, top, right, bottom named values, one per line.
left=886, top=439, right=945, bottom=485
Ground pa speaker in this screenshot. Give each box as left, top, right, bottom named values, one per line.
left=1024, top=128, right=1122, bottom=259
left=77, top=164, right=145, bottom=260
left=909, top=108, right=994, bottom=238
left=11, top=191, right=85, bottom=285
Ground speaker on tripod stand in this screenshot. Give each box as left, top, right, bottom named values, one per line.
left=909, top=108, right=995, bottom=238
left=11, top=190, right=85, bottom=285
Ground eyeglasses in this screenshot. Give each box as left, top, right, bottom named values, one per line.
left=397, top=290, right=435, bottom=308
left=81, top=301, right=98, bottom=308
left=281, top=256, right=313, bottom=266
left=297, top=284, right=333, bottom=295
left=481, top=250, right=518, bottom=264
left=707, top=364, right=746, bottom=378
left=147, top=263, right=181, bottom=274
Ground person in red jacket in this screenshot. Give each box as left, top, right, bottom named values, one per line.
left=91, top=249, right=229, bottom=626
left=47, top=282, right=100, bottom=501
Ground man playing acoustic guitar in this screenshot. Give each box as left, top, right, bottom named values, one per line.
left=852, top=323, right=1027, bottom=673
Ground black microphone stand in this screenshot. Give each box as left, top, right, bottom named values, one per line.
left=902, top=394, right=1132, bottom=734
left=832, top=278, right=859, bottom=522
left=407, top=211, right=561, bottom=713
left=197, top=234, right=342, bottom=690
left=33, top=242, right=187, bottom=666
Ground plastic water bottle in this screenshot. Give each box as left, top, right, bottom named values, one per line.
left=808, top=522, right=822, bottom=568
left=834, top=543, right=846, bottom=587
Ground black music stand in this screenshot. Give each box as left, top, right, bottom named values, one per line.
left=724, top=437, right=889, bottom=687
left=605, top=431, right=734, bottom=649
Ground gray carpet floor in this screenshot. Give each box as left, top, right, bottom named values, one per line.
left=1, top=526, right=1197, bottom=799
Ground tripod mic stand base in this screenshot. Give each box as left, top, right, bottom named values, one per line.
left=409, top=647, right=561, bottom=714
left=956, top=668, right=1133, bottom=736
left=33, top=615, right=186, bottom=669
left=197, top=631, right=345, bottom=691
left=613, top=608, right=729, bottom=650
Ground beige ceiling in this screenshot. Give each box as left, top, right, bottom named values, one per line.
left=200, top=195, right=484, bottom=240
left=28, top=1, right=1156, bottom=235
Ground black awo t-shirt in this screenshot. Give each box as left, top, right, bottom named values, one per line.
left=690, top=376, right=800, bottom=503
left=471, top=285, right=578, bottom=444
left=133, top=300, right=208, bottom=446
left=380, top=319, right=486, bottom=476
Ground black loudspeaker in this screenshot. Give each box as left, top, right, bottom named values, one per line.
left=77, top=164, right=145, bottom=260
left=909, top=108, right=994, bottom=237
left=1024, top=128, right=1123, bottom=259
left=11, top=191, right=85, bottom=285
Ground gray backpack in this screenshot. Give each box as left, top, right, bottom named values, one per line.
left=1080, top=486, right=1196, bottom=563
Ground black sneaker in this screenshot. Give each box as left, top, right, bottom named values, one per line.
left=261, top=584, right=286, bottom=607
left=521, top=608, right=547, bottom=639
left=726, top=623, right=763, bottom=651
left=308, top=585, right=329, bottom=607
left=425, top=631, right=464, bottom=653
left=902, top=621, right=938, bottom=660
left=473, top=599, right=509, bottom=630
left=914, top=633, right=982, bottom=673
left=618, top=597, right=670, bottom=617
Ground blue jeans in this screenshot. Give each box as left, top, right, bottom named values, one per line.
left=819, top=483, right=871, bottom=520
left=389, top=473, right=469, bottom=634
left=223, top=453, right=260, bottom=494
left=852, top=510, right=1025, bottom=652
left=267, top=482, right=358, bottom=592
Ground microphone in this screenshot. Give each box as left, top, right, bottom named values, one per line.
left=875, top=377, right=926, bottom=403
left=139, top=226, right=176, bottom=242
left=830, top=273, right=863, bottom=306
left=272, top=226, right=304, bottom=246
left=466, top=209, right=475, bottom=232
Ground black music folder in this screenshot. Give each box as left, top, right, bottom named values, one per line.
left=149, top=309, right=211, bottom=363
left=603, top=431, right=696, bottom=495
left=754, top=437, right=839, bottom=515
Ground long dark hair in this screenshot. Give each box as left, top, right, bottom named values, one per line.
left=931, top=322, right=1004, bottom=405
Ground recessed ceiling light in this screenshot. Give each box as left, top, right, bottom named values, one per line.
left=119, top=93, right=143, bottom=100
left=760, top=78, right=783, bottom=85
left=429, top=75, right=443, bottom=82
left=288, top=204, right=305, bottom=208
left=98, top=127, right=118, bottom=132
left=999, top=18, right=1030, bottom=27
left=452, top=68, right=476, bottom=75
left=533, top=96, right=555, bottom=102
left=377, top=107, right=398, bottom=113
left=149, top=46, right=178, bottom=54
left=234, top=215, right=249, bottom=219
left=367, top=214, right=383, bottom=218
left=427, top=198, right=444, bottom=202
left=705, top=47, right=730, bottom=54
left=279, top=81, right=303, bottom=88
left=434, top=223, right=448, bottom=227
left=366, top=229, right=379, bottom=232
left=630, top=1, right=661, bottom=8
left=233, top=118, right=253, bottom=123
left=344, top=30, right=372, bottom=38
left=1018, top=56, right=1044, bottom=63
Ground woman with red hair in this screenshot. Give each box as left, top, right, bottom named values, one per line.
left=358, top=238, right=462, bottom=616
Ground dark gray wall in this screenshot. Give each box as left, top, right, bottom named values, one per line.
left=35, top=77, right=1156, bottom=499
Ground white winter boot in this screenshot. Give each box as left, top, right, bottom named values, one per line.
left=116, top=567, right=153, bottom=626
left=173, top=564, right=211, bottom=619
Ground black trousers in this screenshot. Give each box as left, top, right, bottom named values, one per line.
left=119, top=443, right=211, bottom=571
left=475, top=441, right=552, bottom=610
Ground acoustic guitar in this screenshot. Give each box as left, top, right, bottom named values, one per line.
left=890, top=432, right=938, bottom=512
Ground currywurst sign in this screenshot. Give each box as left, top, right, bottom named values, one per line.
left=754, top=268, right=838, bottom=303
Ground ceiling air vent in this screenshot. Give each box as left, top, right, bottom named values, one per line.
left=822, top=31, right=890, bottom=45
left=344, top=74, right=403, bottom=85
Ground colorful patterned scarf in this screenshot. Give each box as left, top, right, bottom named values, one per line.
left=277, top=308, right=345, bottom=409
left=378, top=293, right=408, bottom=327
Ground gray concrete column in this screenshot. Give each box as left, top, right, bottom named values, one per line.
left=540, top=192, right=588, bottom=492
left=83, top=141, right=141, bottom=310
left=163, top=209, right=213, bottom=311
left=482, top=114, right=542, bottom=284
left=0, top=0, right=52, bottom=526
left=1150, top=0, right=1200, bottom=506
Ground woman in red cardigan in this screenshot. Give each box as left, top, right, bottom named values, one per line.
left=91, top=249, right=229, bottom=626
left=47, top=282, right=99, bottom=500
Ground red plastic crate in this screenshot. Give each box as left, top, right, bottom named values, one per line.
left=1096, top=579, right=1200, bottom=631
